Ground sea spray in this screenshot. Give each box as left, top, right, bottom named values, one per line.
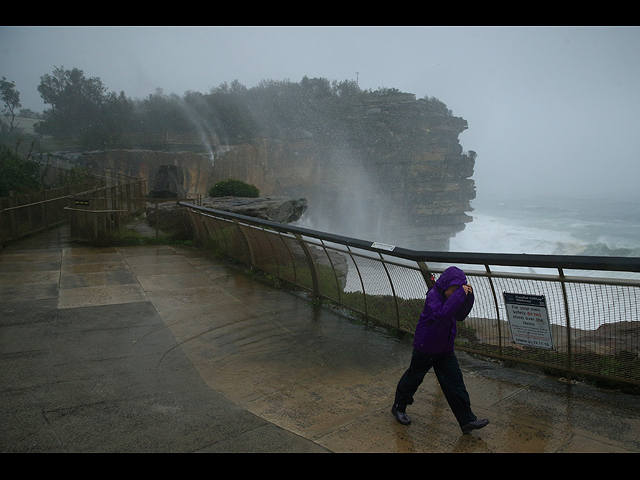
left=175, top=97, right=222, bottom=165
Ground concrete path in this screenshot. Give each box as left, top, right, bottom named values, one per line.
left=2, top=225, right=640, bottom=452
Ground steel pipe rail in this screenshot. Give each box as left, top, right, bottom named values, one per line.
left=179, top=202, right=640, bottom=273
left=180, top=201, right=640, bottom=386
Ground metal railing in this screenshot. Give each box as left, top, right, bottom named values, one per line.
left=181, top=201, right=640, bottom=386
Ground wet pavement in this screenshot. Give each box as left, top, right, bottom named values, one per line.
left=2, top=225, right=640, bottom=453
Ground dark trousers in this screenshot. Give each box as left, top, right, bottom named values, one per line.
left=394, top=349, right=476, bottom=427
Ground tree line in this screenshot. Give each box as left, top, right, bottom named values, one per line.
left=1, top=66, right=454, bottom=149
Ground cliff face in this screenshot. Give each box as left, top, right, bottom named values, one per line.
left=210, top=97, right=476, bottom=250
left=76, top=149, right=215, bottom=196
left=77, top=96, right=475, bottom=251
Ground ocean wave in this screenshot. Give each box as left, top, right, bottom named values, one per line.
left=452, top=211, right=640, bottom=257
left=580, top=242, right=640, bottom=258
left=451, top=213, right=584, bottom=255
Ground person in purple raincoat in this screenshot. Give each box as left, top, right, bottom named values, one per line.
left=392, top=266, right=489, bottom=434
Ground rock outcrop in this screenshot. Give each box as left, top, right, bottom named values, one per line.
left=146, top=196, right=307, bottom=237
left=200, top=196, right=308, bottom=224
left=209, top=96, right=475, bottom=249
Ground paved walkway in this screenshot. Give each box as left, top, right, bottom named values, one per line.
left=2, top=225, right=640, bottom=452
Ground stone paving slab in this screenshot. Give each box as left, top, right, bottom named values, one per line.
left=1, top=227, right=640, bottom=452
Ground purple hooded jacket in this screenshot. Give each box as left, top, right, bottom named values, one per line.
left=413, top=266, right=474, bottom=355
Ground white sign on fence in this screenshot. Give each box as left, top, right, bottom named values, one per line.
left=503, top=292, right=554, bottom=350
left=371, top=242, right=396, bottom=251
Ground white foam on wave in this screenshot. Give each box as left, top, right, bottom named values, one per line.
left=450, top=213, right=588, bottom=255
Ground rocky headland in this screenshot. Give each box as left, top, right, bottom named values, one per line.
left=48, top=93, right=476, bottom=250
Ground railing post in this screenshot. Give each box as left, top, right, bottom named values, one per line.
left=485, top=264, right=503, bottom=356
left=233, top=219, right=256, bottom=267
left=319, top=240, right=341, bottom=304
left=261, top=226, right=281, bottom=278
left=558, top=268, right=573, bottom=377
left=379, top=253, right=401, bottom=328
left=42, top=186, right=49, bottom=230
left=294, top=233, right=320, bottom=299
left=417, top=261, right=435, bottom=289
left=347, top=246, right=368, bottom=317
left=154, top=200, right=159, bottom=237
left=9, top=191, right=18, bottom=241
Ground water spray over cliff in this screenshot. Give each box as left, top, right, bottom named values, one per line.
left=209, top=95, right=476, bottom=250
left=175, top=99, right=218, bottom=164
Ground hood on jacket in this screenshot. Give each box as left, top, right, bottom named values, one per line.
left=434, top=266, right=467, bottom=293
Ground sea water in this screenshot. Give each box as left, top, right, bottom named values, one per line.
left=450, top=194, right=640, bottom=258
left=301, top=193, right=640, bottom=327
left=446, top=195, right=640, bottom=327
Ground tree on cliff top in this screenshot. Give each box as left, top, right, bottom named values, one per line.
left=0, top=76, right=22, bottom=132
left=31, top=68, right=454, bottom=147
left=35, top=66, right=134, bottom=147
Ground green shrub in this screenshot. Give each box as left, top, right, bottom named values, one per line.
left=0, top=144, right=42, bottom=196
left=209, top=178, right=260, bottom=198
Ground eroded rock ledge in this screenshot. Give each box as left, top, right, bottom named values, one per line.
left=145, top=196, right=308, bottom=236
left=199, top=196, right=308, bottom=224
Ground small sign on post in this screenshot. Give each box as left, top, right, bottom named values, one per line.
left=503, top=292, right=554, bottom=350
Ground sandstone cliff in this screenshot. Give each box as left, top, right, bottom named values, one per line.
left=67, top=94, right=475, bottom=251
left=210, top=96, right=476, bottom=250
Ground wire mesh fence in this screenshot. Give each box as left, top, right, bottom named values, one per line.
left=182, top=202, right=640, bottom=386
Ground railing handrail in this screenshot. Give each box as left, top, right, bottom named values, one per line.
left=180, top=200, right=640, bottom=385
left=0, top=178, right=144, bottom=212
left=179, top=201, right=640, bottom=274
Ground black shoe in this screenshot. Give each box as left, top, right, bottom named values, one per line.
left=391, top=405, right=411, bottom=425
left=461, top=418, right=489, bottom=433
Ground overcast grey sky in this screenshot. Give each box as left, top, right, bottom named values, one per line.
left=2, top=26, right=639, bottom=202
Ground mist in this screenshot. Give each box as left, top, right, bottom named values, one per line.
left=2, top=25, right=640, bottom=204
